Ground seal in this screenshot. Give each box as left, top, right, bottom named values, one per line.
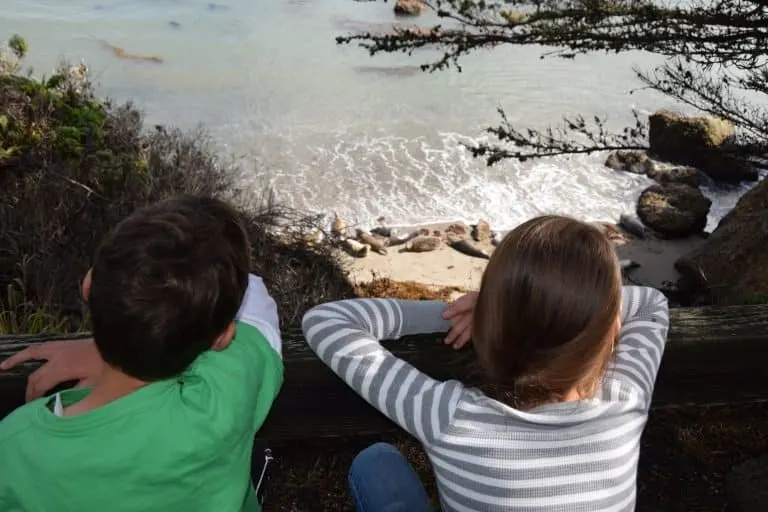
left=618, top=214, right=648, bottom=240
left=471, top=220, right=491, bottom=242
left=402, top=236, right=441, bottom=253
left=619, top=259, right=641, bottom=272
left=388, top=230, right=419, bottom=246
left=343, top=238, right=368, bottom=258
left=356, top=229, right=388, bottom=255
left=331, top=212, right=345, bottom=238
left=448, top=239, right=490, bottom=260
left=370, top=226, right=393, bottom=237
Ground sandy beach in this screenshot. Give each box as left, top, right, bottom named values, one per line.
left=339, top=221, right=707, bottom=293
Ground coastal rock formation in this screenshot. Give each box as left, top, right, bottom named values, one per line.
left=675, top=176, right=768, bottom=304
left=394, top=0, right=427, bottom=16
left=636, top=183, right=711, bottom=238
left=604, top=151, right=654, bottom=175
left=605, top=150, right=701, bottom=187
left=646, top=162, right=700, bottom=187
left=648, top=110, right=757, bottom=183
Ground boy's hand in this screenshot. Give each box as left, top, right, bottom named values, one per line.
left=0, top=339, right=102, bottom=402
left=442, top=292, right=478, bottom=350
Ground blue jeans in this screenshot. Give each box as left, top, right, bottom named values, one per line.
left=349, top=442, right=435, bottom=512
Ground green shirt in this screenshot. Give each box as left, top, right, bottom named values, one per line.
left=0, top=278, right=284, bottom=512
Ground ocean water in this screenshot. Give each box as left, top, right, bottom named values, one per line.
left=0, top=0, right=756, bottom=231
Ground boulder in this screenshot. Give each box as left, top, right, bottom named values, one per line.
left=648, top=110, right=758, bottom=184
left=605, top=150, right=701, bottom=186
left=646, top=162, right=701, bottom=187
left=605, top=150, right=654, bottom=175
left=394, top=0, right=427, bottom=16
left=636, top=183, right=711, bottom=238
left=675, top=176, right=768, bottom=304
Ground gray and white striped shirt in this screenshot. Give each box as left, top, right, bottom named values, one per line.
left=302, top=286, right=669, bottom=512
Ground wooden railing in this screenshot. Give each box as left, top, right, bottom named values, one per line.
left=1, top=304, right=768, bottom=440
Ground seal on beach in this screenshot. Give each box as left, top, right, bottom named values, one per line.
left=471, top=221, right=491, bottom=242
left=343, top=238, right=369, bottom=258
left=331, top=212, right=345, bottom=238
left=402, top=235, right=441, bottom=253
left=618, top=214, right=649, bottom=240
left=388, top=230, right=419, bottom=246
left=448, top=239, right=490, bottom=260
left=356, top=229, right=388, bottom=255
left=370, top=226, right=393, bottom=238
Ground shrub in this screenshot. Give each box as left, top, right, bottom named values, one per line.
left=0, top=36, right=355, bottom=333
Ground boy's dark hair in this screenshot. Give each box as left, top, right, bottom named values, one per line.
left=88, top=195, right=251, bottom=381
left=473, top=215, right=622, bottom=410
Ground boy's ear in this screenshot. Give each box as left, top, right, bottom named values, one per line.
left=81, top=269, right=93, bottom=302
left=211, top=322, right=236, bottom=351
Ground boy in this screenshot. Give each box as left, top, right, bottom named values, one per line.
left=0, top=196, right=284, bottom=512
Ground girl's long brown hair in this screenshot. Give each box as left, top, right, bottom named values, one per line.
left=472, top=215, right=622, bottom=410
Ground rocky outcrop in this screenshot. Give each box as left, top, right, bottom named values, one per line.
left=605, top=151, right=654, bottom=175
left=394, top=0, right=427, bottom=16
left=675, top=176, right=768, bottom=304
left=648, top=110, right=758, bottom=184
left=636, top=183, right=711, bottom=239
left=605, top=150, right=700, bottom=186
left=646, top=162, right=700, bottom=187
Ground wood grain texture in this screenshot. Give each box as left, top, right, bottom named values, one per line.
left=1, top=304, right=767, bottom=440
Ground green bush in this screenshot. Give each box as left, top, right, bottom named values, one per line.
left=0, top=37, right=355, bottom=334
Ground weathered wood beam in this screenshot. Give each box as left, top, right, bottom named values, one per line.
left=1, top=304, right=768, bottom=440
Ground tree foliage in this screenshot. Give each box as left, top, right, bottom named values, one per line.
left=337, top=0, right=768, bottom=164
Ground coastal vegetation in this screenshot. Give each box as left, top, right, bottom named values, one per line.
left=0, top=35, right=353, bottom=335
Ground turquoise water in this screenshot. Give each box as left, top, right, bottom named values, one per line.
left=0, top=0, right=752, bottom=230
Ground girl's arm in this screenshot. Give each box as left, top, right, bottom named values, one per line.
left=302, top=299, right=464, bottom=443
left=609, top=286, right=670, bottom=399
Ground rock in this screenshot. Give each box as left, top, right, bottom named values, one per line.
left=394, top=0, right=426, bottom=16
left=675, top=176, right=768, bottom=304
left=648, top=110, right=758, bottom=184
left=471, top=221, right=491, bottom=242
left=646, top=162, right=701, bottom=187
left=636, top=183, right=712, bottom=239
left=605, top=149, right=701, bottom=186
left=604, top=151, right=654, bottom=175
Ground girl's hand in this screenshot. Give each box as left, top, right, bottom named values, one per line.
left=0, top=338, right=102, bottom=402
left=442, top=292, right=478, bottom=349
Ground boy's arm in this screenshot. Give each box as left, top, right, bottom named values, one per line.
left=302, top=299, right=464, bottom=444
left=184, top=274, right=284, bottom=430
left=608, top=286, right=670, bottom=400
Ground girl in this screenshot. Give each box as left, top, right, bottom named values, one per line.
left=302, top=215, right=669, bottom=512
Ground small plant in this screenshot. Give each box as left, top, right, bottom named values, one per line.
left=8, top=35, right=28, bottom=60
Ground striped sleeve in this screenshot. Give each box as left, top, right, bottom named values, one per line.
left=302, top=299, right=463, bottom=443
left=609, top=286, right=670, bottom=399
